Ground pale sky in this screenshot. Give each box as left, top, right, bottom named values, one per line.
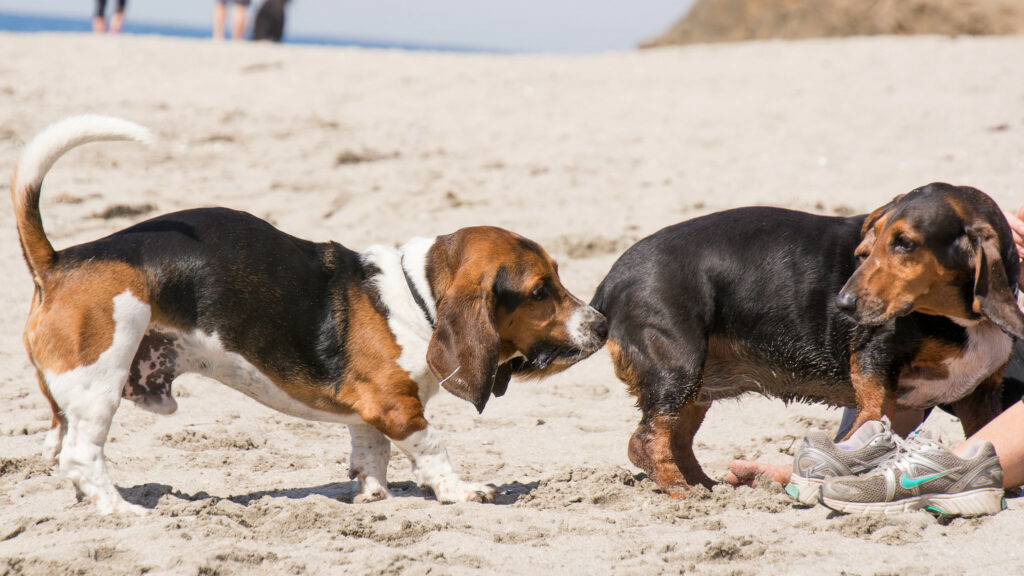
left=0, top=1, right=695, bottom=53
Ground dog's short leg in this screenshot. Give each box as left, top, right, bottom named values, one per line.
left=670, top=401, right=715, bottom=489
left=629, top=414, right=688, bottom=497
left=356, top=388, right=494, bottom=504
left=45, top=292, right=151, bottom=515
left=348, top=423, right=392, bottom=502
left=34, top=370, right=66, bottom=462
left=952, top=368, right=1005, bottom=438
left=390, top=425, right=496, bottom=504
left=613, top=331, right=707, bottom=497
left=43, top=413, right=67, bottom=463
left=846, top=352, right=898, bottom=441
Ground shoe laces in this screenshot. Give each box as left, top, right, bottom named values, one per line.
left=873, top=430, right=937, bottom=474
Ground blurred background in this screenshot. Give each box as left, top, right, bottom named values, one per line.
left=1, top=1, right=1023, bottom=52
left=0, top=0, right=693, bottom=52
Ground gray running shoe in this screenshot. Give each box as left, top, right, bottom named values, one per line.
left=820, top=431, right=1006, bottom=517
left=785, top=418, right=899, bottom=505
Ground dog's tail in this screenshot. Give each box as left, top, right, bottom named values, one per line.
left=11, top=115, right=152, bottom=279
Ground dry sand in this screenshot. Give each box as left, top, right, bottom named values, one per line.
left=1, top=33, right=1023, bottom=575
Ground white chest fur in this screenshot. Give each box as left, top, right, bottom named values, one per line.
left=898, top=321, right=1012, bottom=408
left=361, top=237, right=440, bottom=405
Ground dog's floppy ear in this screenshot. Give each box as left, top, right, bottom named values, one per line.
left=426, top=285, right=502, bottom=413
left=970, top=224, right=1024, bottom=339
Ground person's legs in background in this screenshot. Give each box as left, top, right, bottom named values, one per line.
left=213, top=0, right=227, bottom=40
left=110, top=0, right=127, bottom=34
left=231, top=2, right=248, bottom=40
left=93, top=0, right=108, bottom=34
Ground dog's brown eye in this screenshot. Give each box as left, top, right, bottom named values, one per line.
left=892, top=236, right=916, bottom=254
left=531, top=286, right=549, bottom=301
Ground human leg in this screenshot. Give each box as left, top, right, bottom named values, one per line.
left=212, top=0, right=227, bottom=40
left=110, top=0, right=126, bottom=34
left=955, top=400, right=1024, bottom=489
left=93, top=0, right=108, bottom=34
left=230, top=2, right=248, bottom=40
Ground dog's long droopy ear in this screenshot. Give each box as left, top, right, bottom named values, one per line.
left=427, top=287, right=501, bottom=413
left=971, top=224, right=1024, bottom=339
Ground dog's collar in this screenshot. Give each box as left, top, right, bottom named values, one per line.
left=401, top=254, right=436, bottom=329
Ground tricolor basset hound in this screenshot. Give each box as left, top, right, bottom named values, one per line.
left=592, top=184, right=1024, bottom=496
left=11, top=116, right=607, bottom=514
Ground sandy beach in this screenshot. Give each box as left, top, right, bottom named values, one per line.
left=1, top=32, right=1024, bottom=575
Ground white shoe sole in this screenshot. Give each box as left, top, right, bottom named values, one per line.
left=821, top=488, right=1006, bottom=517
left=785, top=474, right=823, bottom=506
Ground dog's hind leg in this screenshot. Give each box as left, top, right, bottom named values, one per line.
left=612, top=336, right=707, bottom=497
left=670, top=401, right=715, bottom=489
left=25, top=293, right=67, bottom=463
left=41, top=291, right=151, bottom=514
left=348, top=423, right=392, bottom=502
left=629, top=413, right=687, bottom=497
left=33, top=369, right=67, bottom=462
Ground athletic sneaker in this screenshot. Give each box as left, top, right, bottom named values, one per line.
left=820, top=431, right=1006, bottom=517
left=785, top=418, right=900, bottom=505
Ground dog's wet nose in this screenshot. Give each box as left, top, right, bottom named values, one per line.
left=834, top=291, right=858, bottom=312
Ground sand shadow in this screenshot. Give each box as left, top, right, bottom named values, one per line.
left=117, top=480, right=419, bottom=508
left=119, top=478, right=541, bottom=508
left=227, top=481, right=422, bottom=505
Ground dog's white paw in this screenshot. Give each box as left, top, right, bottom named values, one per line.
left=354, top=476, right=391, bottom=503
left=428, top=477, right=496, bottom=504
left=42, top=428, right=63, bottom=463
left=94, top=493, right=147, bottom=516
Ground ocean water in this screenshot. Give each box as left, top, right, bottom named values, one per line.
left=0, top=10, right=489, bottom=52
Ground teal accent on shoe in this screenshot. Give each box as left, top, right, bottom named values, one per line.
left=899, top=471, right=950, bottom=489
left=784, top=483, right=800, bottom=500
left=923, top=505, right=951, bottom=516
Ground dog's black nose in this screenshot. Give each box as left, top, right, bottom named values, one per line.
left=834, top=291, right=858, bottom=312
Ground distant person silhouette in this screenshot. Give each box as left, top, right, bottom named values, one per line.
left=213, top=0, right=249, bottom=41
left=93, top=0, right=126, bottom=34
left=252, top=0, right=289, bottom=42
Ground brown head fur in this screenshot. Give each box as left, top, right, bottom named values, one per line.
left=424, top=226, right=607, bottom=412
left=838, top=183, right=1024, bottom=337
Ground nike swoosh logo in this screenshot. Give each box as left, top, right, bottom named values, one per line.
left=900, top=471, right=950, bottom=489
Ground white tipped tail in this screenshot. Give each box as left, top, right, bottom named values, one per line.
left=15, top=115, right=152, bottom=196
left=11, top=115, right=152, bottom=277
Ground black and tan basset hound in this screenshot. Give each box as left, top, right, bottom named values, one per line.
left=592, top=184, right=1024, bottom=496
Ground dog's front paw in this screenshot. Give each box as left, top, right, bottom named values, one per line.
left=353, top=477, right=392, bottom=503
left=93, top=493, right=147, bottom=516
left=42, top=436, right=61, bottom=463
left=354, top=488, right=390, bottom=503
left=427, top=477, right=496, bottom=504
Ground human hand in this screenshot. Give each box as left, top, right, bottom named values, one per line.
left=1005, top=205, right=1024, bottom=287
left=1006, top=206, right=1024, bottom=260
